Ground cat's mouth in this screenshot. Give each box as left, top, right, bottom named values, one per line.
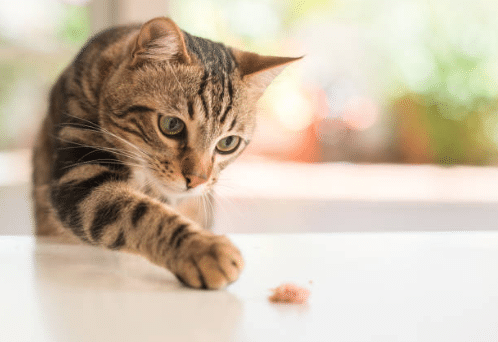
left=155, top=178, right=190, bottom=196
left=185, top=184, right=208, bottom=196
left=156, top=181, right=210, bottom=201
left=155, top=173, right=208, bottom=196
left=133, top=164, right=211, bottom=199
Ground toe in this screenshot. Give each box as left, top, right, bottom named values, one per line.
left=198, top=255, right=229, bottom=289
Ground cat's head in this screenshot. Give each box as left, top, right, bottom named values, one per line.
left=101, top=17, right=300, bottom=197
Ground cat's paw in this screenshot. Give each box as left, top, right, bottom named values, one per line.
left=173, top=234, right=244, bottom=290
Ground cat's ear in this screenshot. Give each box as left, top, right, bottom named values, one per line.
left=131, top=17, right=191, bottom=65
left=232, top=49, right=302, bottom=99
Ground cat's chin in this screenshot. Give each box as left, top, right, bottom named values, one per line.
left=162, top=182, right=208, bottom=198
left=154, top=185, right=209, bottom=206
left=184, top=185, right=208, bottom=196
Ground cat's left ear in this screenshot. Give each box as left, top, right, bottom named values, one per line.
left=131, top=17, right=191, bottom=65
left=232, top=49, right=303, bottom=100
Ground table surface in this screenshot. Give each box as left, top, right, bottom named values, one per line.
left=1, top=233, right=497, bottom=342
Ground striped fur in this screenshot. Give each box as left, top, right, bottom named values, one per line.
left=32, top=17, right=299, bottom=289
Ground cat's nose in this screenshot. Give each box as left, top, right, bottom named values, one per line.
left=185, top=174, right=208, bottom=189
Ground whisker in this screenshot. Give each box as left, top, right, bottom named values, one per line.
left=60, top=159, right=145, bottom=171
left=54, top=136, right=143, bottom=161
left=212, top=187, right=243, bottom=222
left=202, top=193, right=211, bottom=229
left=197, top=195, right=206, bottom=228
left=60, top=111, right=153, bottom=161
left=166, top=61, right=185, bottom=94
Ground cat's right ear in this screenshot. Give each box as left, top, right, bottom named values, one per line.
left=232, top=49, right=303, bottom=101
left=131, top=17, right=191, bottom=66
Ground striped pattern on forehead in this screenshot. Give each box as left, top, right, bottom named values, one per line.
left=182, top=31, right=237, bottom=78
left=192, top=73, right=236, bottom=135
left=182, top=32, right=238, bottom=126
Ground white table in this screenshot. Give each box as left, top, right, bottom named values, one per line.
left=1, top=233, right=497, bottom=342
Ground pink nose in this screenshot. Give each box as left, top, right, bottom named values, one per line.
left=185, top=174, right=208, bottom=189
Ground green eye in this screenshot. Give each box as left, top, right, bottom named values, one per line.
left=216, top=136, right=241, bottom=154
left=159, top=116, right=185, bottom=136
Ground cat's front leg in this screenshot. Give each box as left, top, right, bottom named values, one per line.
left=129, top=198, right=243, bottom=289
left=51, top=168, right=243, bottom=289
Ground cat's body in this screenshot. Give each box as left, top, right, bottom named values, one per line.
left=32, top=17, right=298, bottom=289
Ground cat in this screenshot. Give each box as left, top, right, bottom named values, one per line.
left=32, top=17, right=300, bottom=289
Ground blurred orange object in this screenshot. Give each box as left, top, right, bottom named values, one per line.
left=269, top=283, right=310, bottom=304
left=244, top=85, right=328, bottom=163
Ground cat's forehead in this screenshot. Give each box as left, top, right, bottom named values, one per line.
left=137, top=63, right=244, bottom=108
left=133, top=64, right=232, bottom=99
left=181, top=31, right=237, bottom=77
left=189, top=79, right=253, bottom=138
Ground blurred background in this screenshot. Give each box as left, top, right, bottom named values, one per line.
left=1, top=0, right=498, bottom=234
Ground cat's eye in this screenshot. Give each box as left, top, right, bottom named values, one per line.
left=216, top=136, right=241, bottom=154
left=159, top=116, right=185, bottom=136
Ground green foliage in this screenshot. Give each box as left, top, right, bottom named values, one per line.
left=387, top=2, right=498, bottom=165
left=0, top=62, right=19, bottom=148
left=424, top=96, right=496, bottom=165
left=58, top=5, right=91, bottom=45
left=0, top=4, right=91, bottom=149
left=282, top=0, right=337, bottom=27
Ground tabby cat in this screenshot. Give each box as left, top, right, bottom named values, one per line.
left=32, top=17, right=300, bottom=289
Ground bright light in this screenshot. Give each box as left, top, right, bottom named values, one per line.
left=341, top=96, right=379, bottom=131
left=0, top=0, right=64, bottom=50
left=228, top=0, right=280, bottom=38
left=60, top=0, right=89, bottom=4
left=268, top=83, right=314, bottom=132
